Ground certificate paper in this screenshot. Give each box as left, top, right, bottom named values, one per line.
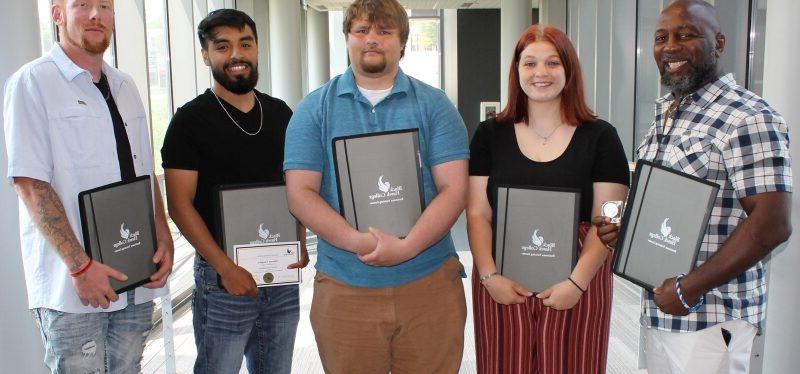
left=234, top=241, right=301, bottom=287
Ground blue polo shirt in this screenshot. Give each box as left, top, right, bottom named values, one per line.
left=284, top=67, right=469, bottom=288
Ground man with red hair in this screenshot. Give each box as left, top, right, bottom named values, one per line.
left=3, top=0, right=173, bottom=373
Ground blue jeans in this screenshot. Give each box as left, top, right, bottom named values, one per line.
left=192, top=258, right=300, bottom=374
left=31, top=292, right=153, bottom=374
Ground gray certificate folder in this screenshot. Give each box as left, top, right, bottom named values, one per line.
left=79, top=176, right=157, bottom=294
left=216, top=183, right=299, bottom=260
left=333, top=129, right=425, bottom=238
left=494, top=185, right=580, bottom=294
left=613, top=160, right=719, bottom=290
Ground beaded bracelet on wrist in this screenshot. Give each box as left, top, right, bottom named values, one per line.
left=675, top=273, right=704, bottom=313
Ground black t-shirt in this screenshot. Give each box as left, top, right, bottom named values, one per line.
left=469, top=117, right=630, bottom=222
left=161, top=89, right=292, bottom=241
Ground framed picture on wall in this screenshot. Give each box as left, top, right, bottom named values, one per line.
left=480, top=101, right=501, bottom=122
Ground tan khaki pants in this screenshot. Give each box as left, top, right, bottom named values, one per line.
left=310, top=257, right=467, bottom=374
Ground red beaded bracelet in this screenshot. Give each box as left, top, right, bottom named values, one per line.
left=70, top=258, right=93, bottom=277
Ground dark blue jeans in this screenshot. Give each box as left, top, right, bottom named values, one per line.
left=192, top=258, right=299, bottom=374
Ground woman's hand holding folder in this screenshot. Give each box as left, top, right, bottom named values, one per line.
left=537, top=279, right=583, bottom=310
left=482, top=275, right=532, bottom=305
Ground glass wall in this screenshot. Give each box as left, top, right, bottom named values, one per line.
left=145, top=0, right=173, bottom=176
left=37, top=0, right=55, bottom=55
left=400, top=12, right=442, bottom=89
left=632, top=0, right=667, bottom=148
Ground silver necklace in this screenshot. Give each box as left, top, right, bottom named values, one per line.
left=211, top=90, right=263, bottom=136
left=533, top=122, right=563, bottom=145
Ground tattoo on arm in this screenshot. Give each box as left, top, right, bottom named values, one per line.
left=23, top=180, right=88, bottom=272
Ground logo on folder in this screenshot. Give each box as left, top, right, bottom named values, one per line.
left=252, top=223, right=281, bottom=244
left=660, top=218, right=672, bottom=237
left=648, top=218, right=681, bottom=253
left=521, top=228, right=556, bottom=257
left=113, top=222, right=141, bottom=253
left=368, top=175, right=405, bottom=205
left=120, top=224, right=131, bottom=240
left=378, top=176, right=391, bottom=193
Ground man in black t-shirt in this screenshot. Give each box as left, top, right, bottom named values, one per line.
left=161, top=9, right=307, bottom=374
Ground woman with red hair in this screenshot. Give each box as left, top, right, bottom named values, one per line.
left=467, top=24, right=630, bottom=373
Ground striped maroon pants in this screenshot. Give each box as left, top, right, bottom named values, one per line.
left=472, top=223, right=613, bottom=374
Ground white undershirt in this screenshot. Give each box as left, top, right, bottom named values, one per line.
left=357, top=85, right=393, bottom=106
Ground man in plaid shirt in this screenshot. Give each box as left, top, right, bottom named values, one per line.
left=595, top=1, right=791, bottom=372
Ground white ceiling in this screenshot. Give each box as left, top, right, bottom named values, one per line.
left=305, top=0, right=539, bottom=12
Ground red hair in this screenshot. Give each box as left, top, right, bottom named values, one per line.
left=496, top=24, right=596, bottom=126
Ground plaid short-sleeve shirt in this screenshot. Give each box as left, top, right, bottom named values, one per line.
left=636, top=74, right=792, bottom=332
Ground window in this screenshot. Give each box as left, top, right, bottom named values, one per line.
left=145, top=0, right=173, bottom=176
left=37, top=0, right=56, bottom=55
left=400, top=15, right=441, bottom=89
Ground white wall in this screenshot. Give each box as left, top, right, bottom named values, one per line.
left=268, top=0, right=303, bottom=108
left=193, top=0, right=212, bottom=93
left=115, top=0, right=151, bottom=117
left=0, top=1, right=49, bottom=373
left=539, top=0, right=567, bottom=30
left=306, top=8, right=331, bottom=93
left=168, top=0, right=200, bottom=109
left=443, top=9, right=459, bottom=107
left=761, top=0, right=800, bottom=372
left=566, top=0, right=637, bottom=157
left=499, top=0, right=532, bottom=108
left=252, top=0, right=273, bottom=95
left=328, top=10, right=349, bottom=78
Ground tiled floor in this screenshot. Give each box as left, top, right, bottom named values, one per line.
left=142, top=215, right=647, bottom=373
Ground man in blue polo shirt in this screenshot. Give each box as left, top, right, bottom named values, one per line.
left=283, top=0, right=469, bottom=372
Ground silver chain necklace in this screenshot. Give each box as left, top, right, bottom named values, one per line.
left=532, top=122, right=563, bottom=145
left=211, top=89, right=263, bottom=136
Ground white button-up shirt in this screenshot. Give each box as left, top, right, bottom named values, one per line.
left=3, top=44, right=167, bottom=313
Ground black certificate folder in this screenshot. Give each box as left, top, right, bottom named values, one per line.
left=79, top=176, right=157, bottom=294
left=333, top=129, right=425, bottom=238
left=613, top=160, right=719, bottom=291
left=494, top=186, right=580, bottom=294
left=216, top=183, right=299, bottom=260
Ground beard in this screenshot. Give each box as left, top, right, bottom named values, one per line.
left=211, top=59, right=259, bottom=94
left=660, top=49, right=717, bottom=96
left=359, top=53, right=387, bottom=74
left=62, top=19, right=110, bottom=55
